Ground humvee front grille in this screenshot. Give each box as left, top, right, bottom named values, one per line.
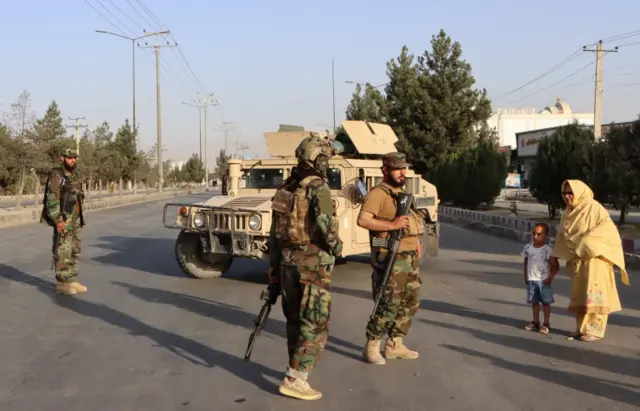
left=211, top=213, right=248, bottom=231
left=415, top=196, right=435, bottom=207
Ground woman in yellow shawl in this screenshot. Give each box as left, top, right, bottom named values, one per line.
left=552, top=179, right=630, bottom=342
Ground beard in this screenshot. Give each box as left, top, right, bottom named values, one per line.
left=384, top=175, right=405, bottom=188
left=63, top=162, right=76, bottom=172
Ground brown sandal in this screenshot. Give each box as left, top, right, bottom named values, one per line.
left=579, top=334, right=601, bottom=342
left=539, top=324, right=550, bottom=334
left=524, top=321, right=540, bottom=331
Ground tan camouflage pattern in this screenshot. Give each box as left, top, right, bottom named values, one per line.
left=295, top=135, right=334, bottom=164
left=405, top=209, right=425, bottom=237
left=271, top=175, right=322, bottom=247
left=366, top=252, right=421, bottom=339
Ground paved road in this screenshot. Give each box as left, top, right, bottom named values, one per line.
left=495, top=199, right=640, bottom=225
left=0, top=195, right=638, bottom=410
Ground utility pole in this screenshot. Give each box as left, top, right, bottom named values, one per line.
left=196, top=92, right=218, bottom=187
left=181, top=100, right=203, bottom=173
left=583, top=40, right=618, bottom=139
left=95, top=29, right=170, bottom=194
left=65, top=117, right=88, bottom=154
left=235, top=140, right=249, bottom=159
left=213, top=121, right=236, bottom=156
left=140, top=40, right=176, bottom=192
left=332, top=58, right=336, bottom=134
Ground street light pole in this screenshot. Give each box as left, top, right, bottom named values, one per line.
left=95, top=29, right=170, bottom=194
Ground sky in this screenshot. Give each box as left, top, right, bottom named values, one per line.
left=2, top=0, right=640, bottom=165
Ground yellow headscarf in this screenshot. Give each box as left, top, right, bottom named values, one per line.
left=552, top=179, right=629, bottom=285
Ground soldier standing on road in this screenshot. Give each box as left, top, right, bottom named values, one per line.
left=42, top=148, right=86, bottom=295
left=357, top=152, right=425, bottom=365
left=268, top=133, right=343, bottom=401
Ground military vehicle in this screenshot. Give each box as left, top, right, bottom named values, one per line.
left=162, top=120, right=440, bottom=279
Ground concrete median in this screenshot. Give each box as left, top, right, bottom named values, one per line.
left=0, top=188, right=208, bottom=229
left=439, top=205, right=640, bottom=269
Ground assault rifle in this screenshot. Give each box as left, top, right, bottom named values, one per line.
left=369, top=191, right=414, bottom=320
left=244, top=280, right=281, bottom=361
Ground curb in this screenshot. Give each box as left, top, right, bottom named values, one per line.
left=439, top=206, right=640, bottom=269
left=0, top=189, right=209, bottom=229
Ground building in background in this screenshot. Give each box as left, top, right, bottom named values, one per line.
left=488, top=98, right=594, bottom=149
left=166, top=160, right=186, bottom=171
left=515, top=120, right=635, bottom=187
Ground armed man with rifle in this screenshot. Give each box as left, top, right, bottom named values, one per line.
left=356, top=152, right=425, bottom=365
left=245, top=133, right=342, bottom=401
left=41, top=148, right=86, bottom=296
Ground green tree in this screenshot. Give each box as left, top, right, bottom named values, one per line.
left=345, top=29, right=495, bottom=176
left=215, top=149, right=230, bottom=178
left=32, top=100, right=68, bottom=172
left=588, top=120, right=640, bottom=225
left=182, top=154, right=205, bottom=182
left=345, top=83, right=387, bottom=122
left=432, top=140, right=507, bottom=209
left=529, top=122, right=595, bottom=219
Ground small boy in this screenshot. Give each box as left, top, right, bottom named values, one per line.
left=521, top=222, right=558, bottom=334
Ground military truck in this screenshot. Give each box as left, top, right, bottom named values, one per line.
left=162, top=120, right=440, bottom=279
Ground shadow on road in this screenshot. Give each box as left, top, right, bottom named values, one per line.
left=479, top=297, right=640, bottom=329
left=444, top=344, right=639, bottom=406
left=423, top=319, right=639, bottom=406
left=111, top=281, right=364, bottom=362
left=331, top=285, right=525, bottom=329
left=0, top=264, right=282, bottom=395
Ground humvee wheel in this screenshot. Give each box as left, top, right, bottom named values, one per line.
left=175, top=230, right=233, bottom=279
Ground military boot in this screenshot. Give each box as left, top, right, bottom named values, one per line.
left=362, top=339, right=386, bottom=365
left=55, top=281, right=77, bottom=295
left=278, top=377, right=322, bottom=400
left=384, top=336, right=419, bottom=360
left=69, top=281, right=87, bottom=293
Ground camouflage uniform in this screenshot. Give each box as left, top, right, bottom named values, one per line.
left=44, top=148, right=86, bottom=295
left=269, top=133, right=343, bottom=400
left=360, top=152, right=423, bottom=364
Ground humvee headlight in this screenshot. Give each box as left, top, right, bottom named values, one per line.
left=193, top=212, right=206, bottom=228
left=248, top=214, right=261, bottom=231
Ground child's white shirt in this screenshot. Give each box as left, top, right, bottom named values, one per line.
left=521, top=243, right=553, bottom=282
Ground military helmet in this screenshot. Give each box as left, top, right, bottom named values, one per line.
left=295, top=133, right=334, bottom=164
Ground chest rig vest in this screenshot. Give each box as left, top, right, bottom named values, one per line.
left=271, top=175, right=324, bottom=247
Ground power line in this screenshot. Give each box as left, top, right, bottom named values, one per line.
left=494, top=28, right=640, bottom=102
left=495, top=50, right=584, bottom=99
left=502, top=60, right=595, bottom=106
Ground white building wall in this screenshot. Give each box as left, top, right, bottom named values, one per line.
left=487, top=104, right=594, bottom=148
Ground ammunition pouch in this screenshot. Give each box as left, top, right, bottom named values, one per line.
left=404, top=210, right=425, bottom=237
left=271, top=175, right=322, bottom=247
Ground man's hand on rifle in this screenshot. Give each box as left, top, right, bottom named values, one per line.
left=391, top=215, right=409, bottom=230
left=266, top=267, right=279, bottom=284
left=55, top=220, right=66, bottom=233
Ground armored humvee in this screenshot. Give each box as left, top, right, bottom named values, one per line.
left=162, top=120, right=440, bottom=279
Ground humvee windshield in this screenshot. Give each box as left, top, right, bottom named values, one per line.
left=242, top=168, right=284, bottom=189
left=240, top=167, right=343, bottom=190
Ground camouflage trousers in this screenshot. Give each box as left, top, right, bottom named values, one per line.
left=52, top=226, right=82, bottom=283
left=280, top=263, right=333, bottom=380
left=366, top=251, right=421, bottom=340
